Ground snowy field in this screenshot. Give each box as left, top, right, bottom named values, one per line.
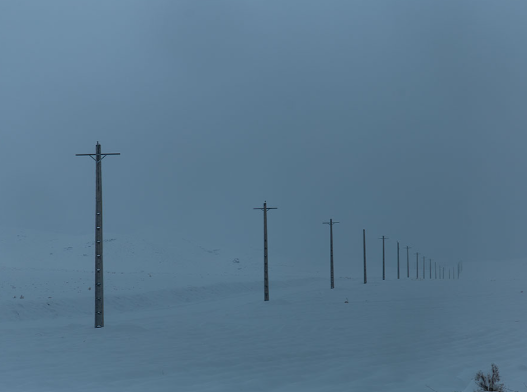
left=0, top=228, right=525, bottom=392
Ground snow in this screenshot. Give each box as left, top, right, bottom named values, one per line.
left=0, top=227, right=525, bottom=391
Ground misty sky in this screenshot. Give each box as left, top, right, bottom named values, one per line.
left=1, top=1, right=527, bottom=271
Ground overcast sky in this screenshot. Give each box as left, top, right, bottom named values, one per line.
left=1, top=1, right=527, bottom=273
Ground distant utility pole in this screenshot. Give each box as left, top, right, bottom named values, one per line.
left=397, top=241, right=400, bottom=279
left=76, top=142, right=120, bottom=328
left=406, top=246, right=411, bottom=278
left=363, top=229, right=367, bottom=284
left=379, top=236, right=388, bottom=280
left=429, top=259, right=432, bottom=279
left=253, top=201, right=277, bottom=301
left=423, top=256, right=425, bottom=279
left=323, top=219, right=339, bottom=289
left=416, top=252, right=419, bottom=279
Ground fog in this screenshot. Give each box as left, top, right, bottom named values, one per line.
left=1, top=1, right=527, bottom=269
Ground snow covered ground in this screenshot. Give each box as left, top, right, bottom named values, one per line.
left=0, top=227, right=525, bottom=391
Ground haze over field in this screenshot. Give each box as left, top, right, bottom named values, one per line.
left=1, top=1, right=527, bottom=266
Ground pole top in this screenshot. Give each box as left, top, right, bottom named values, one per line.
left=253, top=201, right=277, bottom=211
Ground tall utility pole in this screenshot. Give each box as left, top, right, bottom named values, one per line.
left=76, top=142, right=120, bottom=328
left=363, top=229, right=367, bottom=284
left=254, top=201, right=277, bottom=301
left=416, top=252, right=419, bottom=279
left=406, top=246, right=411, bottom=278
left=423, top=256, right=425, bottom=279
left=328, top=220, right=336, bottom=289
left=323, top=219, right=339, bottom=289
left=397, top=241, right=400, bottom=279
left=379, top=236, right=388, bottom=280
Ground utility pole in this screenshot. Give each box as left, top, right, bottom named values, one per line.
left=429, top=259, right=432, bottom=279
left=397, top=241, right=400, bottom=279
left=323, top=219, right=339, bottom=289
left=379, top=236, right=388, bottom=280
left=406, top=246, right=411, bottom=278
left=253, top=201, right=277, bottom=301
left=76, top=142, right=120, bottom=328
left=363, top=229, right=367, bottom=284
left=416, top=252, right=419, bottom=279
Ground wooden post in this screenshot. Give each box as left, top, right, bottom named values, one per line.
left=323, top=219, right=339, bottom=289
left=76, top=142, right=120, bottom=328
left=254, top=201, right=277, bottom=301
left=363, top=229, right=367, bottom=284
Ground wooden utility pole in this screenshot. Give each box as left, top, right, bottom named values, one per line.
left=406, top=246, right=411, bottom=278
left=76, top=142, right=120, bottom=328
left=397, top=241, right=400, bottom=279
left=254, top=201, right=277, bottom=301
left=323, top=219, right=339, bottom=289
left=363, top=229, right=367, bottom=284
left=416, top=252, right=419, bottom=279
left=379, top=236, right=388, bottom=280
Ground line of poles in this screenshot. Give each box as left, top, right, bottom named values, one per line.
left=254, top=204, right=464, bottom=300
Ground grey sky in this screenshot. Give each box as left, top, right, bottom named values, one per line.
left=1, top=1, right=527, bottom=274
